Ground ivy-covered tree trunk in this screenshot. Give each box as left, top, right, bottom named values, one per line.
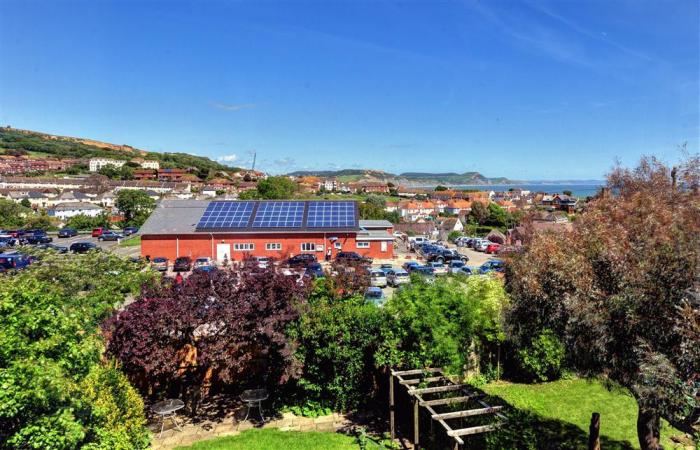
left=637, top=408, right=663, bottom=450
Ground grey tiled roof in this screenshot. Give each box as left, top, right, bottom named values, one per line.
left=359, top=220, right=393, bottom=229
left=139, top=200, right=209, bottom=235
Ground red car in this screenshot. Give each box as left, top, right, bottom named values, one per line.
left=91, top=227, right=106, bottom=237
left=485, top=243, right=502, bottom=254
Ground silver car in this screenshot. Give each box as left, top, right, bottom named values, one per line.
left=370, top=269, right=388, bottom=288
left=387, top=268, right=410, bottom=286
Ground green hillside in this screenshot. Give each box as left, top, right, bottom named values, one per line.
left=0, top=127, right=239, bottom=176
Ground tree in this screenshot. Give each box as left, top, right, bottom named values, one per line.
left=504, top=156, right=700, bottom=450
left=435, top=185, right=448, bottom=191
left=255, top=176, right=297, bottom=199
left=66, top=212, right=111, bottom=230
left=20, top=198, right=31, bottom=208
left=24, top=212, right=55, bottom=230
left=115, top=189, right=156, bottom=227
left=485, top=202, right=508, bottom=228
left=562, top=189, right=573, bottom=196
left=469, top=201, right=489, bottom=225
left=98, top=165, right=121, bottom=179
left=0, top=198, right=30, bottom=228
left=106, top=268, right=309, bottom=414
left=119, top=165, right=134, bottom=180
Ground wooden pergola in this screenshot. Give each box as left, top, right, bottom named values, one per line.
left=389, top=368, right=506, bottom=450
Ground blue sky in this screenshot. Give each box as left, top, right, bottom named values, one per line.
left=1, top=0, right=697, bottom=179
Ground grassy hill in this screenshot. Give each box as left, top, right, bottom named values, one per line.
left=0, top=127, right=239, bottom=176
left=287, top=168, right=515, bottom=185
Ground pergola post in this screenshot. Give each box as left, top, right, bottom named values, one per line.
left=414, top=398, right=420, bottom=450
left=389, top=370, right=395, bottom=441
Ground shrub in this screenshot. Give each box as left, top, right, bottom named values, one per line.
left=516, top=329, right=566, bottom=382
left=287, top=279, right=387, bottom=411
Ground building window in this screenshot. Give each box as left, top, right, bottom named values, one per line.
left=356, top=241, right=370, bottom=249
left=265, top=243, right=281, bottom=250
left=301, top=243, right=316, bottom=252
left=233, top=243, right=255, bottom=251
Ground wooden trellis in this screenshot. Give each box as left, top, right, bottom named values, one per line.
left=389, top=368, right=506, bottom=450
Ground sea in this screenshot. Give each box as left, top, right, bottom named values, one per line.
left=423, top=184, right=605, bottom=198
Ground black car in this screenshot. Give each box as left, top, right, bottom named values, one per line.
left=335, top=251, right=372, bottom=265
left=70, top=242, right=98, bottom=253
left=425, top=248, right=468, bottom=264
left=38, top=243, right=69, bottom=253
left=123, top=226, right=139, bottom=236
left=58, top=228, right=78, bottom=238
left=174, top=256, right=193, bottom=272
left=25, top=234, right=53, bottom=245
left=287, top=253, right=317, bottom=268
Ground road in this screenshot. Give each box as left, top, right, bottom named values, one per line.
left=50, top=233, right=142, bottom=259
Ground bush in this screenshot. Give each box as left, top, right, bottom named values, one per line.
left=516, top=329, right=566, bottom=382
left=66, top=213, right=111, bottom=230
left=287, top=279, right=387, bottom=411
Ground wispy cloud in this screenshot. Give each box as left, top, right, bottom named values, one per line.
left=273, top=157, right=296, bottom=167
left=210, top=102, right=257, bottom=112
left=215, top=154, right=238, bottom=165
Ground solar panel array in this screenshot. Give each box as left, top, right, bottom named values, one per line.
left=196, top=201, right=255, bottom=229
left=306, top=201, right=356, bottom=228
left=195, top=200, right=358, bottom=231
left=252, top=201, right=305, bottom=228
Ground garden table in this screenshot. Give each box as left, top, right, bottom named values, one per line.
left=240, top=388, right=268, bottom=422
left=152, top=398, right=185, bottom=438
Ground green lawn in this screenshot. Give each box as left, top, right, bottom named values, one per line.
left=119, top=235, right=141, bottom=247
left=483, top=378, right=686, bottom=449
left=175, top=429, right=359, bottom=450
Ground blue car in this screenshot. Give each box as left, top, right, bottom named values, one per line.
left=193, top=265, right=218, bottom=274
left=364, top=287, right=386, bottom=306
left=479, top=259, right=505, bottom=274
left=58, top=228, right=78, bottom=238
left=0, top=252, right=32, bottom=272
left=305, top=262, right=325, bottom=278
left=402, top=261, right=421, bottom=272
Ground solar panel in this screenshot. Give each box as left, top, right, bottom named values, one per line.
left=306, top=201, right=356, bottom=228
left=196, top=201, right=255, bottom=230
left=251, top=201, right=305, bottom=228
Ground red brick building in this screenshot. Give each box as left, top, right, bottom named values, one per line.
left=140, top=200, right=394, bottom=263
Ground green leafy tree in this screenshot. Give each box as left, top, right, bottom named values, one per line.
left=119, top=165, right=134, bottom=180
left=115, top=189, right=156, bottom=227
left=255, top=176, right=297, bottom=199
left=358, top=201, right=385, bottom=220
left=504, top=156, right=700, bottom=450
left=469, top=201, right=489, bottom=225
left=24, top=212, right=55, bottom=230
left=66, top=212, right=111, bottom=230
left=0, top=198, right=30, bottom=228
left=562, top=189, right=573, bottom=196
left=485, top=202, right=508, bottom=228
left=435, top=185, right=448, bottom=191
left=19, top=198, right=31, bottom=208
left=98, top=165, right=121, bottom=179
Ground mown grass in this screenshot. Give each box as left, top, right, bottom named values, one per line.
left=118, top=235, right=141, bottom=247
left=483, top=378, right=687, bottom=449
left=174, top=429, right=359, bottom=450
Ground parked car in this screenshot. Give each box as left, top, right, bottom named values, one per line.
left=305, top=262, right=325, bottom=278
left=428, top=262, right=448, bottom=276
left=193, top=265, right=218, bottom=274
left=122, top=226, right=139, bottom=236
left=0, top=252, right=32, bottom=272
left=402, top=261, right=422, bottom=272
left=253, top=256, right=272, bottom=269
left=449, top=260, right=468, bottom=273
left=287, top=253, right=318, bottom=268
left=379, top=263, right=394, bottom=275
left=458, top=266, right=474, bottom=276
left=173, top=256, right=192, bottom=272
left=193, top=257, right=215, bottom=269
left=485, top=243, right=502, bottom=254
left=479, top=259, right=506, bottom=274
left=474, top=240, right=492, bottom=252
left=91, top=227, right=106, bottom=237
left=364, top=286, right=386, bottom=305
left=369, top=269, right=388, bottom=288
left=98, top=231, right=124, bottom=241
left=335, top=251, right=372, bottom=265
left=151, top=257, right=169, bottom=272
left=70, top=242, right=98, bottom=253
left=37, top=243, right=68, bottom=253
left=425, top=248, right=468, bottom=264
left=0, top=235, right=17, bottom=248
left=25, top=234, right=53, bottom=245
left=58, top=228, right=78, bottom=238
left=387, top=268, right=410, bottom=286
left=413, top=266, right=436, bottom=283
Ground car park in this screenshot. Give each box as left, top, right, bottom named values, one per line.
left=122, top=226, right=139, bottom=236
left=91, top=227, right=106, bottom=238
left=369, top=269, right=388, bottom=288
left=174, top=256, right=192, bottom=272
left=58, top=228, right=78, bottom=238
left=70, top=242, right=98, bottom=253
left=151, top=257, right=169, bottom=272
left=387, top=268, right=410, bottom=286
left=364, top=286, right=386, bottom=306
left=287, top=253, right=317, bottom=268
left=0, top=252, right=32, bottom=272
left=428, top=261, right=448, bottom=275
left=479, top=259, right=505, bottom=273
left=336, top=251, right=372, bottom=265
left=98, top=231, right=124, bottom=241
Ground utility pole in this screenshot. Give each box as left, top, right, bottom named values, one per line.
left=251, top=151, right=257, bottom=171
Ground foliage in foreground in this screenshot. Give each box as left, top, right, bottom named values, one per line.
left=378, top=275, right=507, bottom=375
left=0, top=252, right=152, bottom=449
left=504, top=155, right=700, bottom=450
